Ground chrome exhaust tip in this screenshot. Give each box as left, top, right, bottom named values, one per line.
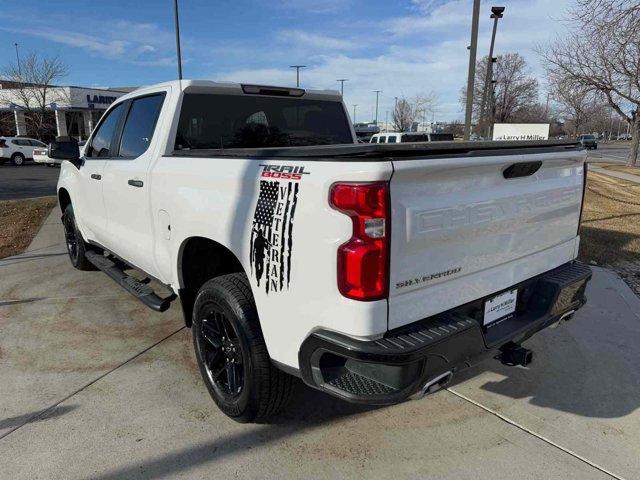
left=412, top=371, right=453, bottom=399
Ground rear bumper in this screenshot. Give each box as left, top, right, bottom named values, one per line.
left=299, top=261, right=591, bottom=404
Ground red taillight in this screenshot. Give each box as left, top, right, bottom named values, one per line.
left=330, top=182, right=389, bottom=301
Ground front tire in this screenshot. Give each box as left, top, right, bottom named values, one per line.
left=11, top=153, right=25, bottom=166
left=62, top=204, right=95, bottom=271
left=192, top=273, right=295, bottom=422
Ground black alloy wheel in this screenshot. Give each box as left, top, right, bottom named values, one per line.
left=199, top=305, right=245, bottom=398
left=63, top=209, right=79, bottom=263
left=191, top=273, right=295, bottom=422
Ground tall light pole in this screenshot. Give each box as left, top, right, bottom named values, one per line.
left=373, top=90, right=382, bottom=124
left=173, top=0, right=183, bottom=80
left=463, top=0, right=481, bottom=140
left=14, top=43, right=21, bottom=78
left=352, top=104, right=357, bottom=123
left=337, top=78, right=348, bottom=96
left=290, top=65, right=306, bottom=87
left=479, top=6, right=505, bottom=138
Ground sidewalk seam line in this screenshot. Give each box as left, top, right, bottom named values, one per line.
left=0, top=326, right=185, bottom=441
left=447, top=387, right=626, bottom=480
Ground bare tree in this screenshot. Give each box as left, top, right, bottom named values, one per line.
left=547, top=73, right=601, bottom=136
left=392, top=93, right=437, bottom=132
left=538, top=0, right=640, bottom=164
left=0, top=52, right=69, bottom=139
left=461, top=53, right=539, bottom=134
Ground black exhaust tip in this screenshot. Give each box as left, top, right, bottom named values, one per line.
left=498, top=343, right=533, bottom=367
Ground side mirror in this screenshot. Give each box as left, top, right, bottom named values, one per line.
left=49, top=136, right=81, bottom=168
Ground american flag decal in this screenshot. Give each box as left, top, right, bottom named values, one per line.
left=250, top=179, right=300, bottom=294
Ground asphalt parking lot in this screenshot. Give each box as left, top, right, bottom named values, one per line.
left=1, top=208, right=639, bottom=479
left=0, top=163, right=60, bottom=200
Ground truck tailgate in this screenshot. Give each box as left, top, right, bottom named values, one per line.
left=388, top=148, right=585, bottom=330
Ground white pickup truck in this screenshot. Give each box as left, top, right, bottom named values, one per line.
left=52, top=80, right=592, bottom=422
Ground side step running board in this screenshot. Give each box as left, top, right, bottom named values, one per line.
left=85, top=251, right=176, bottom=312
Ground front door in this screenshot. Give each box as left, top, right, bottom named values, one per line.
left=75, top=102, right=126, bottom=243
left=101, top=92, right=166, bottom=277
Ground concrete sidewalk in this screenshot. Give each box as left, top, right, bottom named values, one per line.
left=589, top=164, right=640, bottom=184
left=0, top=209, right=639, bottom=479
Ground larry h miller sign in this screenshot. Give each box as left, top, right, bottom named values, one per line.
left=492, top=124, right=550, bottom=141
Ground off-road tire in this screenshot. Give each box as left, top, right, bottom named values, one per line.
left=62, top=204, right=95, bottom=271
left=11, top=153, right=25, bottom=166
left=192, top=273, right=295, bottom=422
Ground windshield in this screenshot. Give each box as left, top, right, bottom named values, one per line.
left=175, top=93, right=353, bottom=149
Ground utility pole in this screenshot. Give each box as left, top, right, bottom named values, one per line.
left=479, top=6, right=505, bottom=138
left=352, top=104, right=357, bottom=123
left=337, top=79, right=348, bottom=96
left=14, top=43, right=21, bottom=78
left=173, top=0, right=183, bottom=80
left=463, top=0, right=481, bottom=140
left=373, top=90, right=382, bottom=124
left=290, top=65, right=306, bottom=87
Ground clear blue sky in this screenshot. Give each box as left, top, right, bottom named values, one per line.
left=0, top=0, right=570, bottom=121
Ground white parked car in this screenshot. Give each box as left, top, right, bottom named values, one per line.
left=370, top=132, right=454, bottom=143
left=0, top=136, right=47, bottom=166
left=33, top=147, right=56, bottom=166
left=53, top=80, right=592, bottom=422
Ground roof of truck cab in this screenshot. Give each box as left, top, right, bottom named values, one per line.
left=114, top=79, right=343, bottom=102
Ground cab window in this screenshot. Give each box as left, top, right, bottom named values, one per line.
left=86, top=103, right=125, bottom=158
left=379, top=136, right=387, bottom=143
left=118, top=94, right=165, bottom=158
left=370, top=136, right=379, bottom=143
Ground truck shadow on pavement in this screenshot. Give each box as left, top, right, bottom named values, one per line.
left=448, top=304, right=640, bottom=419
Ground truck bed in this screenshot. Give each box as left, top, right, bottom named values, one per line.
left=171, top=140, right=580, bottom=160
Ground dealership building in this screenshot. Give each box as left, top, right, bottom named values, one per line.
left=0, top=81, right=133, bottom=141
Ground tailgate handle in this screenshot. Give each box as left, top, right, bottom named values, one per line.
left=503, top=161, right=542, bottom=179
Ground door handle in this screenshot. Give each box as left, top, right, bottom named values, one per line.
left=91, top=174, right=101, bottom=180
left=128, top=179, right=144, bottom=188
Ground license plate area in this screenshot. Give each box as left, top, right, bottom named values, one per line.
left=484, top=289, right=517, bottom=326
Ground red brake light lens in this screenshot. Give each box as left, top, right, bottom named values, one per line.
left=330, top=182, right=390, bottom=301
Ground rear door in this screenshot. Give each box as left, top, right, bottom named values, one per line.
left=101, top=91, right=166, bottom=276
left=388, top=147, right=585, bottom=329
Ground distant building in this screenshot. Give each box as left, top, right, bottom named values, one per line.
left=0, top=82, right=131, bottom=141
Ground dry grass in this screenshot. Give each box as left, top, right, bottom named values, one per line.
left=0, top=197, right=57, bottom=259
left=579, top=171, right=640, bottom=266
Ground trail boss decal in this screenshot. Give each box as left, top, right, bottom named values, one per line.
left=259, top=164, right=309, bottom=181
left=250, top=164, right=307, bottom=294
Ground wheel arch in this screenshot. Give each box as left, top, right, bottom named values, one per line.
left=177, top=236, right=248, bottom=327
left=58, top=188, right=72, bottom=213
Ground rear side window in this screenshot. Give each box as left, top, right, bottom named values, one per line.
left=87, top=103, right=125, bottom=158
left=388, top=136, right=397, bottom=143
left=118, top=94, right=165, bottom=158
left=175, top=93, right=353, bottom=149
